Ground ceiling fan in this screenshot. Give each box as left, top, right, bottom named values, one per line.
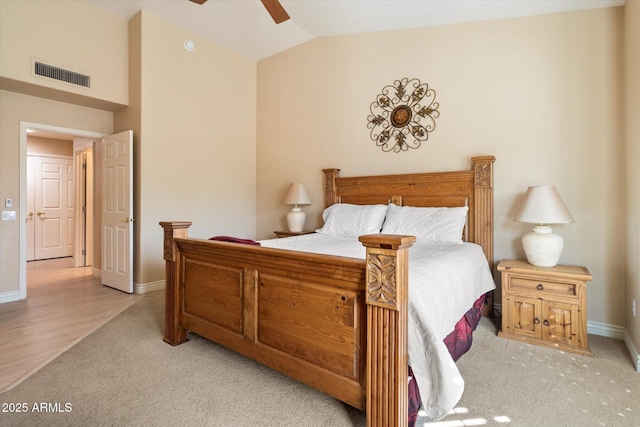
left=188, top=0, right=290, bottom=24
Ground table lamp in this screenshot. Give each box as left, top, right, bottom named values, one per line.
left=513, top=185, right=574, bottom=267
left=283, top=183, right=311, bottom=232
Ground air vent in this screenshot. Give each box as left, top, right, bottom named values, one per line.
left=34, top=61, right=90, bottom=88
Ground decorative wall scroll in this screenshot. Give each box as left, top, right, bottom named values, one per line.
left=367, top=78, right=439, bottom=153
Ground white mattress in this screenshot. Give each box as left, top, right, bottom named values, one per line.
left=260, top=233, right=496, bottom=420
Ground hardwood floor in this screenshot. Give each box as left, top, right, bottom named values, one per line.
left=0, top=258, right=141, bottom=392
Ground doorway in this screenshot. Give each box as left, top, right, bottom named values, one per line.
left=19, top=122, right=105, bottom=299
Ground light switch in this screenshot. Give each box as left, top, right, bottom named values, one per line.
left=2, top=211, right=16, bottom=221
left=5, top=198, right=12, bottom=208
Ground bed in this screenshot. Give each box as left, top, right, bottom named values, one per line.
left=160, top=155, right=496, bottom=426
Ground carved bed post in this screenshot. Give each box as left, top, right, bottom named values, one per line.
left=359, top=234, right=416, bottom=427
left=471, top=156, right=495, bottom=316
left=323, top=168, right=341, bottom=207
left=160, top=221, right=192, bottom=346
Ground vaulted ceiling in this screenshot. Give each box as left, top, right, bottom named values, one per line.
left=88, top=0, right=625, bottom=61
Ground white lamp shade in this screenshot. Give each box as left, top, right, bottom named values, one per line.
left=514, top=185, right=573, bottom=267
left=283, top=183, right=311, bottom=206
left=513, top=185, right=574, bottom=225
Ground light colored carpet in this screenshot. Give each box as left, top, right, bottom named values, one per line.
left=449, top=314, right=640, bottom=426
left=0, top=291, right=638, bottom=426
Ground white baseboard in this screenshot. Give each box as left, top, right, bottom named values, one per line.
left=587, top=320, right=625, bottom=340
left=0, top=290, right=23, bottom=303
left=89, top=268, right=163, bottom=294
left=623, top=330, right=640, bottom=373
left=134, top=280, right=165, bottom=294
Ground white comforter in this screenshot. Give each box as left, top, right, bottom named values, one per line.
left=260, top=233, right=495, bottom=420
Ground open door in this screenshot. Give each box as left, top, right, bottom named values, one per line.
left=101, top=130, right=133, bottom=293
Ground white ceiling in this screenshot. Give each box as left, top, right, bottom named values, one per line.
left=88, top=0, right=625, bottom=61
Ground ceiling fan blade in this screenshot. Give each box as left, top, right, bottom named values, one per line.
left=260, top=0, right=290, bottom=24
left=188, top=0, right=207, bottom=4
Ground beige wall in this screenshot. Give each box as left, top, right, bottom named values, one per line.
left=114, top=11, right=258, bottom=286
left=624, top=1, right=640, bottom=367
left=27, top=136, right=73, bottom=157
left=0, top=0, right=128, bottom=110
left=257, top=9, right=627, bottom=331
left=0, top=90, right=113, bottom=295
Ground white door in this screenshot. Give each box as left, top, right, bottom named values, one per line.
left=102, top=130, right=134, bottom=293
left=28, top=155, right=74, bottom=260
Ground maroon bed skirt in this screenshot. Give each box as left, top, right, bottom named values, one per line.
left=444, top=293, right=487, bottom=362
left=408, top=293, right=488, bottom=426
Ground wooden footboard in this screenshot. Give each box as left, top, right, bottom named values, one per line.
left=161, top=221, right=415, bottom=426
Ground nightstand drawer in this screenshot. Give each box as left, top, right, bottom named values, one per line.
left=509, top=277, right=577, bottom=299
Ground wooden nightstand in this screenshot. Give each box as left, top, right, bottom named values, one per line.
left=497, top=259, right=592, bottom=356
left=273, top=230, right=314, bottom=238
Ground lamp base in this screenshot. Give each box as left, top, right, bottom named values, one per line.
left=286, top=207, right=306, bottom=232
left=522, top=225, right=564, bottom=267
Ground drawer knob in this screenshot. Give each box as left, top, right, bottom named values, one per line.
left=536, top=283, right=544, bottom=290
left=543, top=319, right=550, bottom=326
left=534, top=317, right=540, bottom=324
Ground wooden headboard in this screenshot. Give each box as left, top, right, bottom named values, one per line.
left=322, top=156, right=496, bottom=267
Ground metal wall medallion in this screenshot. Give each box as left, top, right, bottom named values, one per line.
left=367, top=78, right=439, bottom=152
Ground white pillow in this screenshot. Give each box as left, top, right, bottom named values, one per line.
left=380, top=204, right=468, bottom=243
left=316, top=204, right=388, bottom=237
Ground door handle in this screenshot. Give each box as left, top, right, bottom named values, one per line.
left=36, top=211, right=45, bottom=217
left=122, top=217, right=136, bottom=223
